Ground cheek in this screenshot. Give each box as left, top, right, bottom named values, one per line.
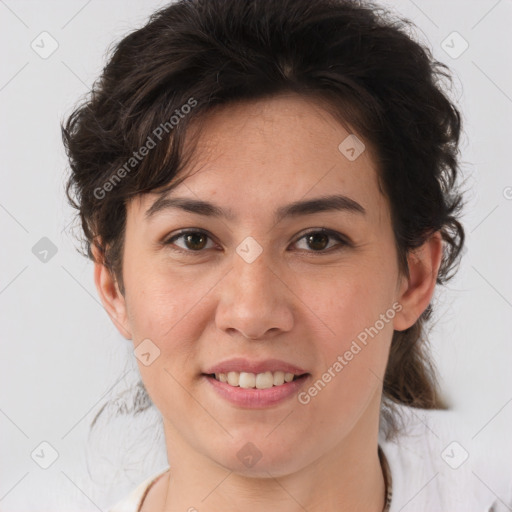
left=122, top=266, right=226, bottom=405
left=123, top=255, right=211, bottom=339
left=303, top=262, right=397, bottom=337
left=299, top=313, right=393, bottom=427
left=300, top=264, right=396, bottom=392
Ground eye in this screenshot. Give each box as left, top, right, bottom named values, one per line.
left=292, top=228, right=349, bottom=253
left=163, top=228, right=350, bottom=255
left=164, top=230, right=217, bottom=253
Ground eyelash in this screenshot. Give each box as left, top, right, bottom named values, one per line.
left=162, top=228, right=350, bottom=255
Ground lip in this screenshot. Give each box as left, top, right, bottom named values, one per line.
left=203, top=373, right=311, bottom=408
left=203, top=358, right=308, bottom=375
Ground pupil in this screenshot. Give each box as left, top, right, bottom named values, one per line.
left=186, top=233, right=206, bottom=250
left=307, top=233, right=328, bottom=251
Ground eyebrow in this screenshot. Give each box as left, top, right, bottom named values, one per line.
left=145, top=193, right=366, bottom=223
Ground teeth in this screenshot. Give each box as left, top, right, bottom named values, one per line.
left=255, top=371, right=273, bottom=389
left=273, top=371, right=285, bottom=386
left=227, top=371, right=239, bottom=386
left=239, top=372, right=256, bottom=388
left=214, top=371, right=299, bottom=389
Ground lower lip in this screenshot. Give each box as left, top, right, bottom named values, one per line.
left=203, top=374, right=310, bottom=408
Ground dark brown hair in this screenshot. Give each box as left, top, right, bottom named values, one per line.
left=62, top=0, right=465, bottom=437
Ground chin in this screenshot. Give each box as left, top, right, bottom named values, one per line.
left=207, top=438, right=309, bottom=478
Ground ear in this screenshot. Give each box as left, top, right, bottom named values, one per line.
left=91, top=242, right=132, bottom=340
left=393, top=231, right=443, bottom=332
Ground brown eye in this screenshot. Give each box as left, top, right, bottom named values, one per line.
left=164, top=230, right=215, bottom=252
left=305, top=232, right=329, bottom=251
left=183, top=232, right=208, bottom=250
left=293, top=229, right=349, bottom=253
left=164, top=228, right=349, bottom=255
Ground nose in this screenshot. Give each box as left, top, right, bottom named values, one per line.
left=215, top=250, right=294, bottom=340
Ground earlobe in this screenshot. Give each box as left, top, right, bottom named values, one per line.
left=393, top=231, right=443, bottom=332
left=91, top=243, right=132, bottom=340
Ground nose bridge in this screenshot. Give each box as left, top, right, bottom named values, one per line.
left=232, top=234, right=277, bottom=293
left=233, top=243, right=280, bottom=309
left=234, top=246, right=275, bottom=299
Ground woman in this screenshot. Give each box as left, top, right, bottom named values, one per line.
left=61, top=0, right=510, bottom=510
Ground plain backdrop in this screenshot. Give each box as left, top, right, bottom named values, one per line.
left=1, top=0, right=511, bottom=510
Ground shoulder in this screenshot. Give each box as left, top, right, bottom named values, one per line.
left=108, top=467, right=170, bottom=512
left=379, top=403, right=512, bottom=512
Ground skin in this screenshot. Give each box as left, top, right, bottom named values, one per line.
left=93, top=93, right=443, bottom=511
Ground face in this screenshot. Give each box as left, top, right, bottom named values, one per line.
left=98, top=94, right=423, bottom=477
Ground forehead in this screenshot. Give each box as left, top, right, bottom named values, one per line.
left=129, top=94, right=386, bottom=224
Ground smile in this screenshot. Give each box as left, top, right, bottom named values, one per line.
left=203, top=372, right=310, bottom=408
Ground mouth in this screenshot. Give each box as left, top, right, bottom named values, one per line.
left=201, top=358, right=311, bottom=407
left=202, top=371, right=310, bottom=390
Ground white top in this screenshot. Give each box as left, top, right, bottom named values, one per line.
left=108, top=404, right=512, bottom=512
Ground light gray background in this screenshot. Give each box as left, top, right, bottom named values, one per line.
left=1, top=0, right=511, bottom=510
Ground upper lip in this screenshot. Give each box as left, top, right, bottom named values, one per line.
left=203, top=358, right=308, bottom=375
